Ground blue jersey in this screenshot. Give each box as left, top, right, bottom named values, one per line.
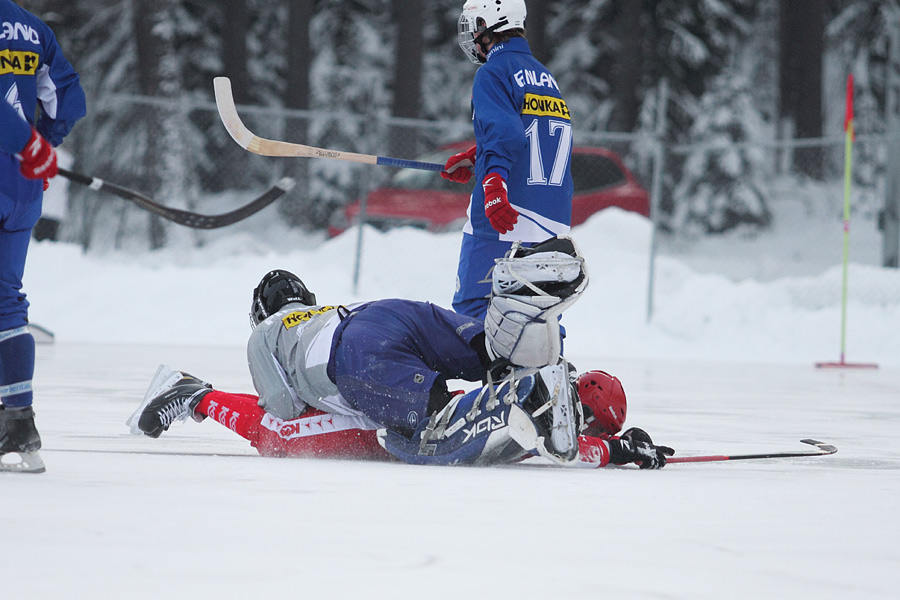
left=466, top=37, right=573, bottom=242
left=0, top=94, right=29, bottom=153
left=1, top=0, right=86, bottom=207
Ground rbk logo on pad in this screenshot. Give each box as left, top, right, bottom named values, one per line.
left=462, top=412, right=507, bottom=443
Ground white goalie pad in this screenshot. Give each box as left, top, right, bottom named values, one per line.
left=492, top=252, right=585, bottom=296
left=485, top=237, right=589, bottom=368
left=485, top=295, right=565, bottom=368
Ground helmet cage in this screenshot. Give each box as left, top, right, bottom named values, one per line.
left=457, top=12, right=488, bottom=64
left=458, top=0, right=527, bottom=64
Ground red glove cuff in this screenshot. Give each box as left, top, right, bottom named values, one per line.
left=482, top=172, right=518, bottom=233
left=441, top=144, right=477, bottom=183
left=577, top=436, right=612, bottom=468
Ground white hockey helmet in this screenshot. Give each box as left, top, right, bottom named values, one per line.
left=458, top=0, right=527, bottom=64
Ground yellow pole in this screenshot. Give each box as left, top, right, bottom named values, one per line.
left=840, top=73, right=855, bottom=364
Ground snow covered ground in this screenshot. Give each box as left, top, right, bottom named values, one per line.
left=6, top=345, right=899, bottom=599
left=4, top=208, right=900, bottom=598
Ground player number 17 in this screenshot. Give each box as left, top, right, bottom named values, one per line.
left=525, top=119, right=572, bottom=187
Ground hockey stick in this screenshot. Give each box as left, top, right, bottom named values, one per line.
left=666, top=439, right=837, bottom=464
left=44, top=448, right=257, bottom=459
left=58, top=167, right=295, bottom=230
left=213, top=77, right=444, bottom=172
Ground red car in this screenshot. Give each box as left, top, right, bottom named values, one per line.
left=329, top=143, right=649, bottom=236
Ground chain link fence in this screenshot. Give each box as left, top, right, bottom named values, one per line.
left=657, top=133, right=893, bottom=280
left=59, top=94, right=476, bottom=251
left=50, top=94, right=899, bottom=315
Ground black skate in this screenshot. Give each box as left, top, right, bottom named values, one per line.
left=126, top=365, right=212, bottom=438
left=0, top=406, right=46, bottom=474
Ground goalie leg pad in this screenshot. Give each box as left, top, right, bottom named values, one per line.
left=378, top=374, right=539, bottom=466
left=377, top=363, right=581, bottom=466
left=492, top=239, right=586, bottom=297
left=485, top=236, right=589, bottom=368
left=485, top=295, right=565, bottom=368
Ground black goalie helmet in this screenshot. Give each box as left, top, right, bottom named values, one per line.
left=250, top=269, right=317, bottom=327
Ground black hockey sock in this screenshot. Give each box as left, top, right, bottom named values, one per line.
left=427, top=381, right=454, bottom=416
left=470, top=332, right=493, bottom=370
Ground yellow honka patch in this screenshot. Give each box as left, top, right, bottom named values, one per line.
left=282, top=306, right=337, bottom=329
left=0, top=49, right=39, bottom=75
left=522, top=93, right=570, bottom=120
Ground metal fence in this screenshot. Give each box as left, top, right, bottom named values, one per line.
left=59, top=94, right=472, bottom=252
left=52, top=94, right=899, bottom=315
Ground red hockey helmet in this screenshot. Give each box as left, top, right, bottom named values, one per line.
left=576, top=370, right=627, bottom=437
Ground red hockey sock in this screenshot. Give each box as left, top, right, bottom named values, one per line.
left=194, top=391, right=389, bottom=460
left=194, top=391, right=264, bottom=445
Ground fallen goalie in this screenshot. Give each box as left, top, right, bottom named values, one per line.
left=127, top=237, right=674, bottom=469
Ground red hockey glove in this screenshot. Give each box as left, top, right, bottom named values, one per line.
left=17, top=128, right=58, bottom=181
left=483, top=172, right=518, bottom=233
left=441, top=145, right=477, bottom=183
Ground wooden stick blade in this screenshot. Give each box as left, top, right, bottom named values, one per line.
left=213, top=77, right=255, bottom=150
left=212, top=77, right=438, bottom=170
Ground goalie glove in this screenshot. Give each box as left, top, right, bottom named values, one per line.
left=441, top=144, right=477, bottom=183
left=607, top=428, right=675, bottom=469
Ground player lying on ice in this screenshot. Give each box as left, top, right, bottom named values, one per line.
left=127, top=237, right=674, bottom=468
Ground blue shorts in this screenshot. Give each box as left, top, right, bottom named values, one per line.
left=452, top=234, right=518, bottom=321
left=1, top=187, right=41, bottom=331
left=329, top=299, right=485, bottom=437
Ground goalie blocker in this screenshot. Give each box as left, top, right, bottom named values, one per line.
left=485, top=236, right=588, bottom=369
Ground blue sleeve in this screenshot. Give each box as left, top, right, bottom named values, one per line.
left=473, top=67, right=526, bottom=179
left=0, top=100, right=32, bottom=155
left=33, top=25, right=86, bottom=146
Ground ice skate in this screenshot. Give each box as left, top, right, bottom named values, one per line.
left=0, top=406, right=45, bottom=474
left=127, top=365, right=212, bottom=438
left=519, top=363, right=580, bottom=464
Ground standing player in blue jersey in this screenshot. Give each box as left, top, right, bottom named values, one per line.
left=1, top=0, right=86, bottom=473
left=444, top=0, right=573, bottom=320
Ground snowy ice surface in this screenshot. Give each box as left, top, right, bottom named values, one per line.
left=4, top=209, right=900, bottom=599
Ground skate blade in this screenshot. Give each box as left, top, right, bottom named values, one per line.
left=0, top=450, right=46, bottom=474
left=126, top=364, right=182, bottom=435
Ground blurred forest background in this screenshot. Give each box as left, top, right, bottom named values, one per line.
left=16, top=0, right=900, bottom=254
